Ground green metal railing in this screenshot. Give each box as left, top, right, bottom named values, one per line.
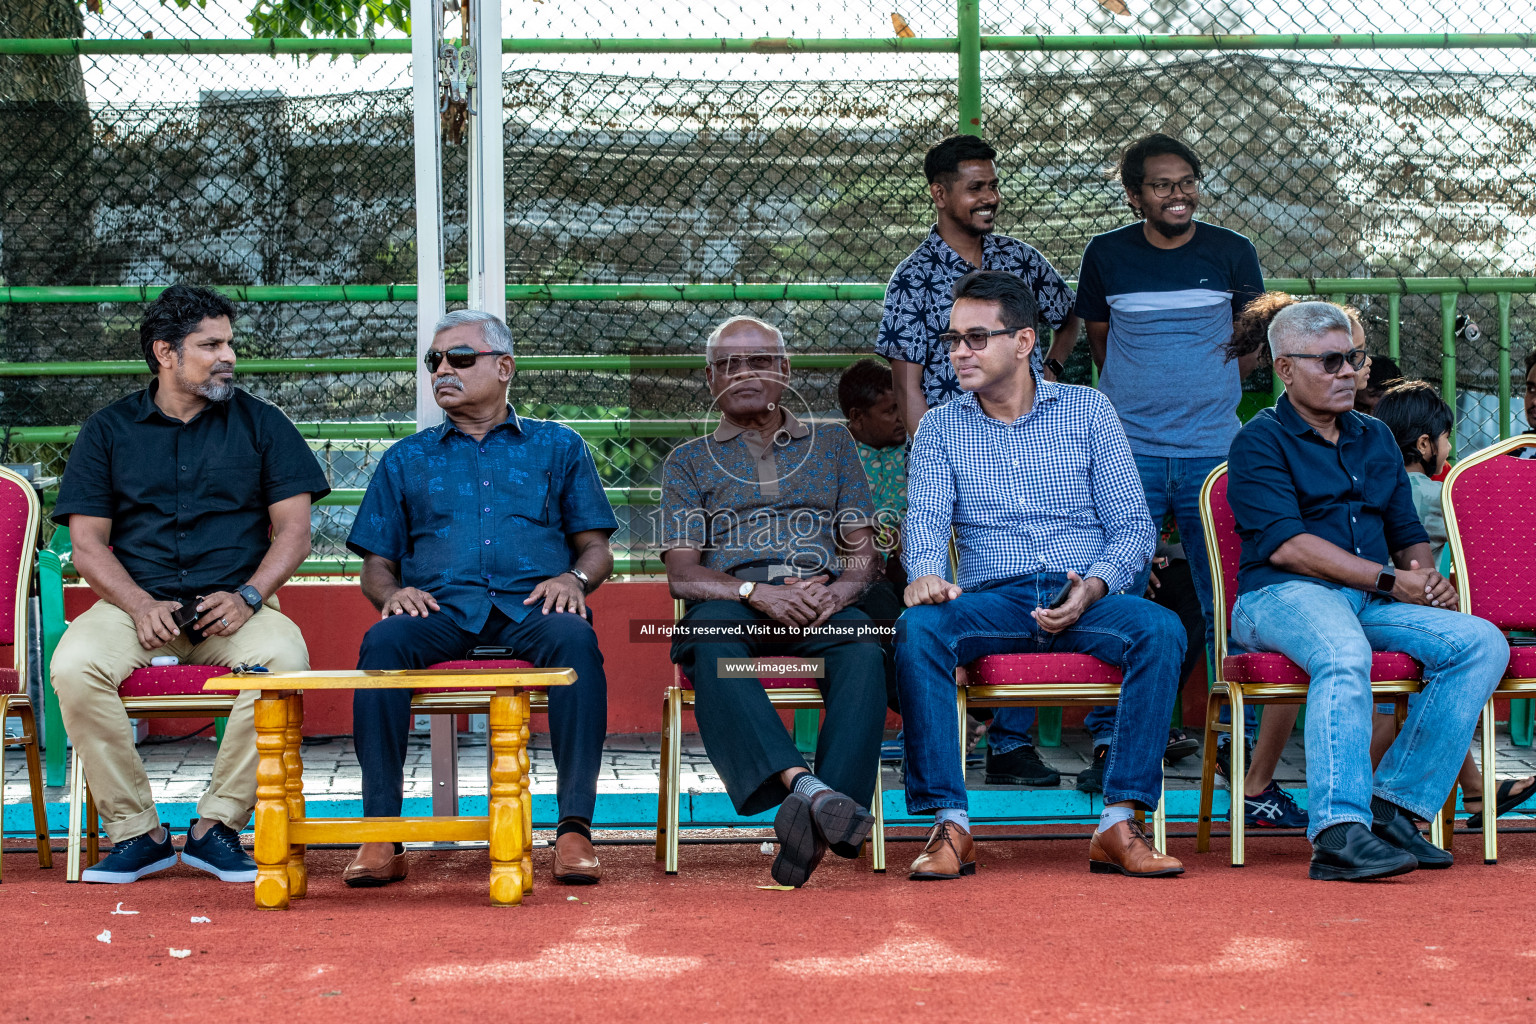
left=2, top=34, right=1534, bottom=56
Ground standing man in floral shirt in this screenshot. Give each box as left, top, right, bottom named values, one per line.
left=876, top=133, right=1078, bottom=786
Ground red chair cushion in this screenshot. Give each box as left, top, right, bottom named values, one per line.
left=964, top=653, right=1124, bottom=686
left=1506, top=646, right=1536, bottom=680
left=0, top=473, right=34, bottom=646
left=0, top=666, right=18, bottom=694
left=119, top=664, right=237, bottom=697
left=1222, top=651, right=1422, bottom=685
left=424, top=659, right=537, bottom=694
left=676, top=664, right=818, bottom=691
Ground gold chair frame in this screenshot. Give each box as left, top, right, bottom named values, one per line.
left=0, top=464, right=51, bottom=880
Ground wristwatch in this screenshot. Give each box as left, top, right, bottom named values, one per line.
left=1374, top=564, right=1396, bottom=595
left=1044, top=357, right=1066, bottom=379
left=237, top=584, right=263, bottom=610
left=564, top=567, right=594, bottom=594
left=738, top=580, right=757, bottom=603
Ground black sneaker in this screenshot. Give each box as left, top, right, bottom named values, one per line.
left=1164, top=728, right=1200, bottom=766
left=1213, top=739, right=1253, bottom=790
left=81, top=828, right=178, bottom=884
left=985, top=744, right=1061, bottom=787
left=1235, top=781, right=1310, bottom=829
left=1075, top=745, right=1108, bottom=794
left=180, top=818, right=258, bottom=883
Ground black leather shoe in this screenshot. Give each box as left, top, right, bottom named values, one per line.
left=807, top=789, right=875, bottom=859
left=985, top=744, right=1061, bottom=787
left=771, top=793, right=827, bottom=887
left=1309, top=822, right=1418, bottom=881
left=1373, top=812, right=1454, bottom=869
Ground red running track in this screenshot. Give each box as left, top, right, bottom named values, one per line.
left=4, top=830, right=1536, bottom=1023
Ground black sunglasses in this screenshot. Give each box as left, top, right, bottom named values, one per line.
left=938, top=326, right=1026, bottom=353
left=423, top=346, right=503, bottom=373
left=1282, top=347, right=1369, bottom=374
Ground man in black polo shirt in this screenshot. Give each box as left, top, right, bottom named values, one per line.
left=1226, top=301, right=1507, bottom=881
left=51, top=285, right=330, bottom=884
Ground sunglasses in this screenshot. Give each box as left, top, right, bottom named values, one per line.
left=1282, top=347, right=1369, bottom=374
left=938, top=326, right=1025, bottom=353
left=423, top=346, right=503, bottom=373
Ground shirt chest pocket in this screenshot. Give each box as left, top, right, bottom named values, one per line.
left=501, top=468, right=555, bottom=527
left=199, top=455, right=262, bottom=511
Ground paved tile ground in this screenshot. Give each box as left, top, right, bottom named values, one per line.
left=8, top=725, right=1536, bottom=805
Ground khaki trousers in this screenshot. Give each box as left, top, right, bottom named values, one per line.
left=50, top=597, right=310, bottom=842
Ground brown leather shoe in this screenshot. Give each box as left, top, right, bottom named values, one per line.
left=1089, top=818, right=1185, bottom=877
left=552, top=832, right=602, bottom=885
left=908, top=820, right=976, bottom=880
left=343, top=842, right=408, bottom=887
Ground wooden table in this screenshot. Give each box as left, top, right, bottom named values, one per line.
left=208, top=668, right=575, bottom=910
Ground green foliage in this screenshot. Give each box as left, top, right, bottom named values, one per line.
left=108, top=0, right=411, bottom=39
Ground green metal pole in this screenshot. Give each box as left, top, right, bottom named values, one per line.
left=1387, top=293, right=1401, bottom=360
left=1440, top=292, right=1458, bottom=450
left=1498, top=292, right=1513, bottom=439
left=957, top=0, right=982, bottom=135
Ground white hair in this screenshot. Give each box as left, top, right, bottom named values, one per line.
left=704, top=315, right=785, bottom=359
left=434, top=309, right=513, bottom=354
left=1267, top=301, right=1352, bottom=361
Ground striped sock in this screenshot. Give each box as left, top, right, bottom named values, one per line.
left=792, top=773, right=831, bottom=800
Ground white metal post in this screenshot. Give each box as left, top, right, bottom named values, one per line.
left=411, top=0, right=446, bottom=429
left=466, top=0, right=506, bottom=323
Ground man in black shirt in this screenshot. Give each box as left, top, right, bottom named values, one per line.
left=51, top=285, right=330, bottom=885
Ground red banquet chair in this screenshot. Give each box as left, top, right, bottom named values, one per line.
left=65, top=663, right=241, bottom=880
left=1196, top=463, right=1427, bottom=866
left=0, top=465, right=52, bottom=881
left=656, top=600, right=886, bottom=875
left=1443, top=435, right=1536, bottom=864
left=958, top=652, right=1168, bottom=851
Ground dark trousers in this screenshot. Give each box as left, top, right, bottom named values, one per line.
left=354, top=607, right=608, bottom=822
left=671, top=599, right=886, bottom=817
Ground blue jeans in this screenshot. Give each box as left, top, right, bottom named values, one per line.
left=895, top=573, right=1185, bottom=813
left=1231, top=581, right=1507, bottom=841
left=1075, top=453, right=1245, bottom=747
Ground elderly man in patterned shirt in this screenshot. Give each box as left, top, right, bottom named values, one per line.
left=895, top=271, right=1187, bottom=881
left=876, top=134, right=1080, bottom=786
left=661, top=316, right=889, bottom=888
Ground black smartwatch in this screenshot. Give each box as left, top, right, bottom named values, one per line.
left=1044, top=357, right=1066, bottom=379
left=1374, top=565, right=1396, bottom=595
left=237, top=584, right=263, bottom=610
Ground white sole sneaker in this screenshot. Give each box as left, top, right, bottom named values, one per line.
left=81, top=852, right=179, bottom=883
left=179, top=852, right=258, bottom=883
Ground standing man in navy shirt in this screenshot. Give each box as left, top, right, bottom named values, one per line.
left=876, top=134, right=1079, bottom=786
left=1072, top=133, right=1268, bottom=798
left=345, top=310, right=617, bottom=888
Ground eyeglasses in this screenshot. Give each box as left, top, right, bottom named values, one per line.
left=1281, top=347, right=1369, bottom=374
left=708, top=352, right=783, bottom=375
left=423, top=346, right=503, bottom=373
left=938, top=326, right=1024, bottom=353
left=1145, top=177, right=1200, bottom=198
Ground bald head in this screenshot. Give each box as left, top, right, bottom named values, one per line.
left=704, top=315, right=785, bottom=360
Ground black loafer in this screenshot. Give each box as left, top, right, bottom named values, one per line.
left=1309, top=822, right=1418, bottom=881
left=807, top=789, right=875, bottom=859
left=771, top=792, right=827, bottom=887
left=1373, top=812, right=1454, bottom=869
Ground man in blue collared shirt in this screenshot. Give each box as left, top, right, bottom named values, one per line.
left=1226, top=301, right=1507, bottom=881
left=895, top=271, right=1186, bottom=881
left=345, top=310, right=618, bottom=888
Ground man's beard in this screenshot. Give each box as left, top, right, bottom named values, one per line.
left=178, top=362, right=235, bottom=402
left=1146, top=216, right=1194, bottom=239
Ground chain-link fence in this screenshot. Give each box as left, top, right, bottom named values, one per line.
left=2, top=0, right=1534, bottom=566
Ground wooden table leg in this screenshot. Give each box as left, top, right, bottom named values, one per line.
left=487, top=690, right=526, bottom=906
left=253, top=691, right=292, bottom=910
left=519, top=691, right=533, bottom=895
left=283, top=693, right=308, bottom=899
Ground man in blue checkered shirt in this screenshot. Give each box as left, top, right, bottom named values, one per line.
left=895, top=271, right=1187, bottom=881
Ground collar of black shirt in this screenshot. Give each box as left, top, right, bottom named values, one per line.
left=133, top=380, right=233, bottom=425
left=1275, top=392, right=1365, bottom=440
